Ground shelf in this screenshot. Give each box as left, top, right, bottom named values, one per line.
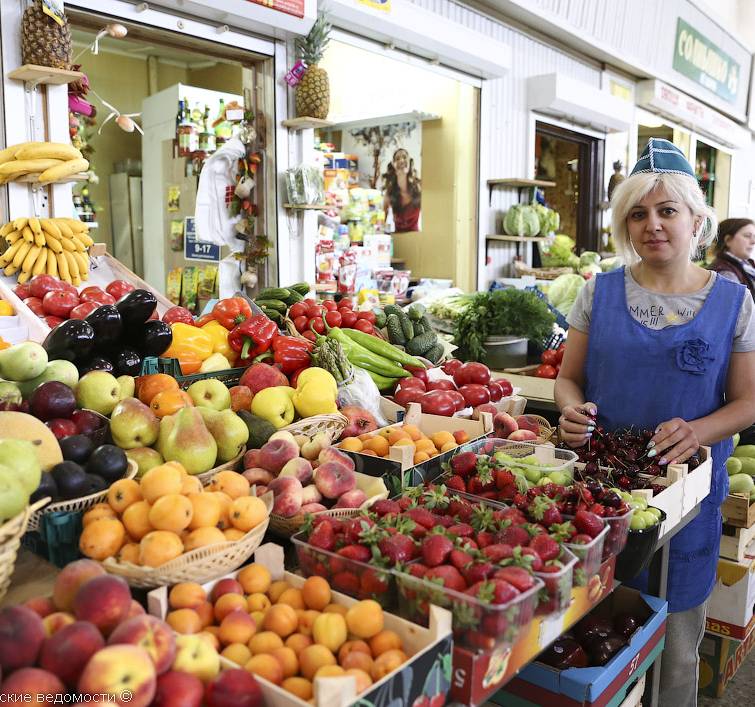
left=282, top=203, right=329, bottom=210
left=7, top=64, right=84, bottom=86
left=13, top=173, right=89, bottom=185
left=486, top=234, right=548, bottom=243
left=281, top=117, right=334, bottom=130
left=325, top=111, right=441, bottom=132
left=487, top=178, right=557, bottom=188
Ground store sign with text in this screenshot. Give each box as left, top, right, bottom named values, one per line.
left=184, top=217, right=220, bottom=262
left=246, top=0, right=304, bottom=19
left=673, top=18, right=739, bottom=104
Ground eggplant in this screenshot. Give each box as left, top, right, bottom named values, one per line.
left=574, top=615, right=614, bottom=645
left=133, top=320, right=173, bottom=358
left=42, top=320, right=95, bottom=363
left=613, top=613, right=641, bottom=640
left=588, top=633, right=626, bottom=666
left=85, top=305, right=123, bottom=350
left=115, top=289, right=157, bottom=328
left=80, top=357, right=115, bottom=375
left=539, top=637, right=589, bottom=669
left=112, top=347, right=143, bottom=377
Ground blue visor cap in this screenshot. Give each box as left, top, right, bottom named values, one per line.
left=630, top=138, right=695, bottom=178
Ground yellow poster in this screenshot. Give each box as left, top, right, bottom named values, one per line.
left=359, top=0, right=391, bottom=11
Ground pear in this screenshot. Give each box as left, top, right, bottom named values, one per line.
left=0, top=381, right=22, bottom=409
left=76, top=371, right=121, bottom=416
left=125, top=447, right=164, bottom=478
left=17, top=360, right=79, bottom=399
left=0, top=439, right=41, bottom=495
left=0, top=465, right=29, bottom=522
left=110, top=397, right=160, bottom=449
left=117, top=375, right=136, bottom=401
left=0, top=342, right=47, bottom=382
left=158, top=407, right=218, bottom=475
left=197, top=408, right=250, bottom=463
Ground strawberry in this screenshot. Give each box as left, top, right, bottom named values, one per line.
left=481, top=612, right=509, bottom=637
left=459, top=538, right=478, bottom=551
left=411, top=525, right=428, bottom=540
left=398, top=497, right=413, bottom=511
left=450, top=451, right=478, bottom=477
left=569, top=534, right=594, bottom=545
left=449, top=549, right=474, bottom=570
left=495, top=468, right=515, bottom=490
left=405, top=507, right=436, bottom=529
left=549, top=521, right=577, bottom=542
left=498, top=483, right=518, bottom=500
left=464, top=631, right=497, bottom=652
left=447, top=523, right=474, bottom=538
left=434, top=515, right=454, bottom=528
left=529, top=534, right=561, bottom=562
left=519, top=547, right=543, bottom=571
left=574, top=510, right=605, bottom=538
left=482, top=543, right=514, bottom=562
left=589, top=503, right=607, bottom=517
left=361, top=569, right=389, bottom=594
left=377, top=534, right=417, bottom=565
left=493, top=566, right=536, bottom=592
left=528, top=496, right=563, bottom=526
left=499, top=507, right=527, bottom=524
left=497, top=525, right=530, bottom=548
left=465, top=579, right=519, bottom=604
left=477, top=531, right=495, bottom=548
left=308, top=521, right=336, bottom=551
left=513, top=492, right=528, bottom=510
left=421, top=533, right=454, bottom=567
left=343, top=518, right=373, bottom=545
left=424, top=565, right=467, bottom=592
left=337, top=545, right=371, bottom=562
left=371, top=499, right=401, bottom=517
left=466, top=477, right=485, bottom=495
left=445, top=475, right=466, bottom=493
left=462, top=561, right=494, bottom=585
left=448, top=497, right=474, bottom=522
left=332, top=571, right=360, bottom=594
left=409, top=563, right=429, bottom=578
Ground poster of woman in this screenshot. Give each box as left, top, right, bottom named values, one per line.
left=382, top=148, right=421, bottom=232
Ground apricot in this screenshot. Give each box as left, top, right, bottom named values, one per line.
left=277, top=588, right=305, bottom=611
left=387, top=429, right=409, bottom=445
left=247, top=631, right=283, bottom=655
left=223, top=528, right=245, bottom=541
left=453, top=430, right=470, bottom=444
left=250, top=611, right=266, bottom=628
left=346, top=668, right=373, bottom=693
left=402, top=424, right=422, bottom=441
left=264, top=603, right=298, bottom=638
left=339, top=437, right=363, bottom=452
left=82, top=503, right=116, bottom=526
left=371, top=649, right=407, bottom=680
left=214, top=593, right=248, bottom=622
left=139, top=531, right=183, bottom=567
left=79, top=518, right=125, bottom=560
left=369, top=629, right=403, bottom=657
left=180, top=475, right=203, bottom=495
left=301, top=576, right=331, bottom=611
left=207, top=470, right=250, bottom=500
left=338, top=640, right=372, bottom=664
left=345, top=600, right=384, bottom=639
left=299, top=644, right=336, bottom=680
left=297, top=609, right=320, bottom=637
left=440, top=441, right=458, bottom=453
left=341, top=650, right=373, bottom=674
left=219, top=610, right=256, bottom=645
left=360, top=449, right=378, bottom=457
left=268, top=580, right=291, bottom=603
left=107, top=479, right=142, bottom=514
left=245, top=654, right=283, bottom=685
left=169, top=583, right=207, bottom=610
left=187, top=493, right=221, bottom=530
left=230, top=496, right=267, bottom=532
left=150, top=389, right=193, bottom=418
left=167, top=608, right=202, bottom=634
left=122, top=500, right=152, bottom=541
left=271, top=646, right=299, bottom=679
left=414, top=438, right=435, bottom=454
left=115, top=542, right=140, bottom=565
left=358, top=433, right=374, bottom=442
left=430, top=431, right=454, bottom=448
left=195, top=601, right=215, bottom=628
left=214, top=493, right=233, bottom=530
left=137, top=373, right=179, bottom=405
left=316, top=665, right=345, bottom=679
left=323, top=603, right=348, bottom=616
left=364, top=436, right=389, bottom=456
left=413, top=451, right=430, bottom=464
left=183, top=526, right=226, bottom=552
left=285, top=633, right=313, bottom=655
left=238, top=564, right=272, bottom=595
left=312, top=612, right=347, bottom=653
left=140, top=463, right=183, bottom=503
left=221, top=643, right=252, bottom=666
left=148, top=494, right=193, bottom=533
left=281, top=676, right=313, bottom=700
left=247, top=593, right=271, bottom=613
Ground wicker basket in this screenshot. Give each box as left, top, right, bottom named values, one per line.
left=525, top=414, right=555, bottom=444
left=100, top=492, right=273, bottom=589
left=513, top=260, right=574, bottom=280
left=195, top=449, right=246, bottom=486
left=0, top=498, right=49, bottom=601
left=28, top=460, right=138, bottom=533
left=282, top=413, right=348, bottom=444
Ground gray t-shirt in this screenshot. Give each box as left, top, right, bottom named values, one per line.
left=567, top=267, right=755, bottom=352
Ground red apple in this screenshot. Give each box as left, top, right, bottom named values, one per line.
left=339, top=406, right=378, bottom=440
left=23, top=296, right=45, bottom=316
left=396, top=377, right=426, bottom=392
left=453, top=362, right=491, bottom=386
left=486, top=381, right=504, bottom=402
left=394, top=387, right=425, bottom=408
left=46, top=418, right=78, bottom=440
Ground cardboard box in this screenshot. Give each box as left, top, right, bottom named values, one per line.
left=148, top=543, right=454, bottom=707
left=699, top=617, right=755, bottom=697
left=494, top=588, right=667, bottom=707
left=706, top=551, right=755, bottom=638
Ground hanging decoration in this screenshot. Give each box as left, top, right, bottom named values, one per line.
left=90, top=90, right=143, bottom=135
left=73, top=23, right=128, bottom=62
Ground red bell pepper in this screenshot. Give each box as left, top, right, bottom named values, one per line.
left=272, top=336, right=313, bottom=375
left=213, top=297, right=253, bottom=330
left=162, top=306, right=195, bottom=326
left=228, top=315, right=278, bottom=363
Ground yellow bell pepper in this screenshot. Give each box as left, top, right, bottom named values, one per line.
left=0, top=301, right=13, bottom=316
left=292, top=368, right=338, bottom=418
left=201, top=320, right=236, bottom=364
left=163, top=323, right=214, bottom=370
left=0, top=336, right=9, bottom=351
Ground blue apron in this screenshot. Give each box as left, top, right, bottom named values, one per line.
left=585, top=268, right=744, bottom=612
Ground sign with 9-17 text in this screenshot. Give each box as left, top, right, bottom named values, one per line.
left=184, top=217, right=219, bottom=262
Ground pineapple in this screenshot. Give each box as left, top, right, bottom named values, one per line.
left=21, top=2, right=72, bottom=70
left=295, top=13, right=331, bottom=120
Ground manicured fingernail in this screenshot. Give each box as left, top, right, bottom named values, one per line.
left=655, top=425, right=662, bottom=433
left=647, top=449, right=657, bottom=458
left=669, top=459, right=677, bottom=465
left=589, top=409, right=596, bottom=416
left=587, top=425, right=595, bottom=432
left=646, top=440, right=655, bottom=449
left=584, top=432, right=592, bottom=439
left=659, top=458, right=668, bottom=465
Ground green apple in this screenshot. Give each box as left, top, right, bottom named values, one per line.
left=76, top=371, right=121, bottom=416
left=187, top=379, right=231, bottom=411
left=0, top=465, right=29, bottom=522
left=0, top=381, right=22, bottom=408
left=117, top=375, right=135, bottom=401
left=0, top=440, right=41, bottom=494
left=110, top=397, right=160, bottom=449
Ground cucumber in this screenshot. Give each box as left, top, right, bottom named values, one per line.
left=406, top=330, right=438, bottom=356
left=397, top=311, right=414, bottom=340
left=254, top=299, right=288, bottom=313
left=290, top=282, right=311, bottom=296
left=285, top=290, right=304, bottom=304
left=407, top=304, right=425, bottom=321
left=425, top=342, right=445, bottom=364
left=419, top=315, right=433, bottom=333
left=374, top=308, right=387, bottom=329
left=386, top=314, right=406, bottom=345
left=383, top=304, right=402, bottom=317
left=257, top=287, right=290, bottom=300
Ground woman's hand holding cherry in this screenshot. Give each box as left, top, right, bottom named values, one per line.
left=559, top=402, right=599, bottom=448
left=647, top=418, right=700, bottom=465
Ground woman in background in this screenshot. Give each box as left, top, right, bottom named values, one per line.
left=383, top=148, right=421, bottom=232
left=710, top=218, right=755, bottom=298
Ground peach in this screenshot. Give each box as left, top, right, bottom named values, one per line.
left=279, top=457, right=313, bottom=485
left=371, top=649, right=407, bottom=680
left=0, top=606, right=46, bottom=671
left=128, top=600, right=146, bottom=618
left=301, top=502, right=328, bottom=513
left=271, top=646, right=299, bottom=679
left=347, top=667, right=373, bottom=693
left=221, top=643, right=252, bottom=666
left=153, top=670, right=204, bottom=707
left=166, top=609, right=202, bottom=634
left=515, top=415, right=540, bottom=435
left=244, top=653, right=283, bottom=685
left=285, top=633, right=312, bottom=655
left=39, top=621, right=105, bottom=687
left=194, top=602, right=214, bottom=629
left=296, top=609, right=320, bottom=636
left=187, top=493, right=221, bottom=530
left=242, top=449, right=262, bottom=469
left=247, top=593, right=271, bottom=613
left=213, top=594, right=248, bottom=623
left=259, top=438, right=300, bottom=474
left=323, top=603, right=348, bottom=616
left=123, top=500, right=153, bottom=541
left=300, top=484, right=323, bottom=505
left=169, top=582, right=207, bottom=611
left=301, top=576, right=331, bottom=611
left=230, top=496, right=268, bottom=532
left=345, top=600, right=384, bottom=639
left=338, top=640, right=372, bottom=664
left=83, top=503, right=117, bottom=526
left=42, top=612, right=75, bottom=636
left=109, top=615, right=177, bottom=675
left=318, top=446, right=355, bottom=470
left=247, top=631, right=283, bottom=655
left=369, top=629, right=403, bottom=657
left=242, top=468, right=274, bottom=486
left=77, top=644, right=157, bottom=707
left=314, top=462, right=356, bottom=499
left=197, top=631, right=220, bottom=652
left=172, top=634, right=220, bottom=684
left=79, top=518, right=126, bottom=561
left=334, top=489, right=367, bottom=509
left=509, top=429, right=538, bottom=441
left=472, top=403, right=499, bottom=421
left=223, top=528, right=245, bottom=541
left=207, top=470, right=250, bottom=500
left=315, top=664, right=345, bottom=678
left=281, top=676, right=313, bottom=700
left=493, top=412, right=518, bottom=438
left=253, top=486, right=269, bottom=498
left=1, top=667, right=65, bottom=703
left=108, top=478, right=142, bottom=513
left=149, top=494, right=194, bottom=533
left=139, top=531, right=184, bottom=567
left=116, top=542, right=140, bottom=565
left=277, top=587, right=305, bottom=610
left=268, top=476, right=303, bottom=518
left=263, top=603, right=298, bottom=637
left=312, top=612, right=347, bottom=652
left=141, top=463, right=183, bottom=503
left=205, top=668, right=264, bottom=707
left=181, top=475, right=203, bottom=495
left=23, top=596, right=55, bottom=618
left=341, top=650, right=373, bottom=674
left=210, top=578, right=244, bottom=603
left=453, top=430, right=470, bottom=444
left=73, top=575, right=131, bottom=636
left=299, top=644, right=336, bottom=680
left=218, top=611, right=256, bottom=646
left=238, top=564, right=271, bottom=595
left=184, top=527, right=227, bottom=552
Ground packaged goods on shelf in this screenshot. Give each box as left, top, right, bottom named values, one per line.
left=699, top=618, right=755, bottom=697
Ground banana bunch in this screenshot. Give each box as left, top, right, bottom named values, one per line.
left=0, top=218, right=93, bottom=285
left=0, top=142, right=89, bottom=185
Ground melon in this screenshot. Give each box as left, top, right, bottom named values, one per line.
left=733, top=444, right=755, bottom=459
left=0, top=412, right=63, bottom=471
left=729, top=473, right=754, bottom=495
left=726, top=457, right=742, bottom=476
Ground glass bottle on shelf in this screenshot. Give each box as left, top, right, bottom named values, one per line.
left=198, top=106, right=216, bottom=154
left=177, top=97, right=197, bottom=156
left=214, top=98, right=232, bottom=146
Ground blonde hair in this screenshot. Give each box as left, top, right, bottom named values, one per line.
left=610, top=172, right=717, bottom=264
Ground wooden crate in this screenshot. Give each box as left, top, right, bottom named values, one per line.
left=495, top=366, right=555, bottom=404
left=721, top=493, right=755, bottom=529
left=719, top=522, right=755, bottom=562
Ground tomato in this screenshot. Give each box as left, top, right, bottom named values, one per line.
left=79, top=287, right=116, bottom=306
left=289, top=302, right=308, bottom=320
left=353, top=319, right=374, bottom=334
left=293, top=315, right=309, bottom=333
left=453, top=362, right=491, bottom=386
left=162, top=306, right=195, bottom=326
left=322, top=300, right=338, bottom=311
left=301, top=330, right=317, bottom=342
left=486, top=381, right=504, bottom=402
left=458, top=384, right=491, bottom=408
left=441, top=359, right=463, bottom=376
left=324, top=310, right=342, bottom=328
left=340, top=310, right=358, bottom=328
left=404, top=365, right=429, bottom=385
left=306, top=304, right=323, bottom=319
left=497, top=378, right=513, bottom=396
left=556, top=343, right=566, bottom=364
left=356, top=310, right=377, bottom=324
left=309, top=317, right=326, bottom=334
left=105, top=280, right=135, bottom=300
left=42, top=290, right=79, bottom=318
left=338, top=298, right=353, bottom=309
left=426, top=380, right=457, bottom=392
left=29, top=275, right=65, bottom=300
left=541, top=349, right=560, bottom=366
left=303, top=298, right=317, bottom=305
left=535, top=364, right=558, bottom=379
left=419, top=390, right=458, bottom=416
left=43, top=316, right=64, bottom=328
left=69, top=302, right=98, bottom=320
left=395, top=387, right=425, bottom=407
left=397, top=377, right=426, bottom=392
left=13, top=284, right=31, bottom=300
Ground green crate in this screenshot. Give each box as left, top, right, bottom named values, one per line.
left=140, top=357, right=246, bottom=389
left=23, top=511, right=83, bottom=568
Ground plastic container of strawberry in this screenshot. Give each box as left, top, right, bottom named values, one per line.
left=393, top=559, right=544, bottom=654
left=562, top=523, right=608, bottom=586
left=533, top=546, right=578, bottom=616
left=456, top=437, right=579, bottom=478
left=291, top=532, right=398, bottom=609
left=600, top=507, right=635, bottom=560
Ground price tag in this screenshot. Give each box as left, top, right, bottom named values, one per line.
left=538, top=611, right=565, bottom=648
left=184, top=217, right=220, bottom=262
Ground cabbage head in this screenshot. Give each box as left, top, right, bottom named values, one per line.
left=579, top=251, right=601, bottom=268
left=541, top=234, right=576, bottom=267
left=601, top=257, right=622, bottom=272
left=548, top=274, right=586, bottom=316
left=503, top=205, right=540, bottom=237
left=579, top=263, right=602, bottom=279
